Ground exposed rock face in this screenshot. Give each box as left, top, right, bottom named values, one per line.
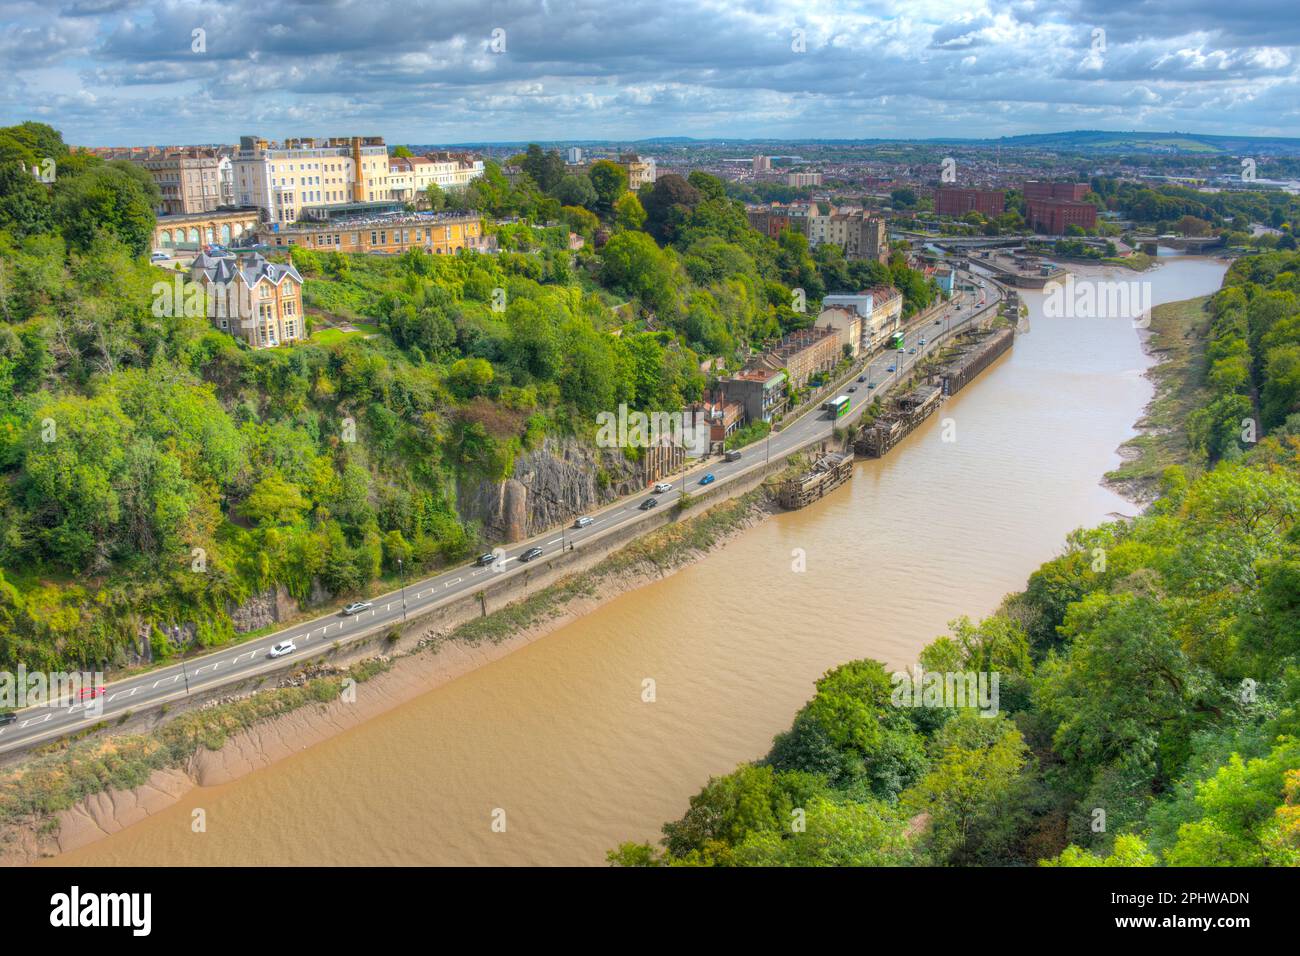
left=460, top=436, right=644, bottom=542
left=227, top=585, right=299, bottom=634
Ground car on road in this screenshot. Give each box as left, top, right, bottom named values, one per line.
left=724, top=450, right=742, bottom=462
left=908, top=347, right=917, bottom=354
left=149, top=251, right=170, bottom=262
left=639, top=497, right=658, bottom=510
left=919, top=338, right=926, bottom=346
left=857, top=375, right=866, bottom=383
left=475, top=552, right=497, bottom=567
left=867, top=382, right=876, bottom=389
left=268, top=640, right=297, bottom=658
left=848, top=386, right=857, bottom=393
left=342, top=601, right=372, bottom=615
left=0, top=712, right=14, bottom=726
left=653, top=482, right=673, bottom=493
left=573, top=515, right=594, bottom=528
left=935, top=318, right=942, bottom=324
left=78, top=685, right=105, bottom=700
left=887, top=364, right=896, bottom=372
left=897, top=346, right=906, bottom=353
left=520, top=546, right=544, bottom=562
left=699, top=473, right=716, bottom=486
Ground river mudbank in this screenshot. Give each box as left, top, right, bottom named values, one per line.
left=1104, top=290, right=1215, bottom=504
left=3, top=484, right=782, bottom=865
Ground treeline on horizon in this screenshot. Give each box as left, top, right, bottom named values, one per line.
left=611, top=251, right=1300, bottom=867
left=0, top=123, right=941, bottom=675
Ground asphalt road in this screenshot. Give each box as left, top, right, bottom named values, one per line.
left=0, top=274, right=1003, bottom=754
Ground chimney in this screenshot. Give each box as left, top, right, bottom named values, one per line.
left=351, top=136, right=365, bottom=203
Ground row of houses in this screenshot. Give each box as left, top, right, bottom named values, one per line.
left=746, top=202, right=890, bottom=263
left=695, top=285, right=906, bottom=434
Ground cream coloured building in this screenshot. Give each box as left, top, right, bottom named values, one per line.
left=233, top=135, right=390, bottom=224
left=386, top=153, right=485, bottom=204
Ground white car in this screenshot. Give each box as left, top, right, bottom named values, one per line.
left=149, top=251, right=170, bottom=262
left=268, top=640, right=297, bottom=658
left=342, top=601, right=372, bottom=615
left=653, top=482, right=673, bottom=493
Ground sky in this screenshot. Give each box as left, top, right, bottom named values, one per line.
left=2, top=0, right=1298, bottom=146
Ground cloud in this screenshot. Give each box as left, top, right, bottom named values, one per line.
left=0, top=0, right=1294, bottom=143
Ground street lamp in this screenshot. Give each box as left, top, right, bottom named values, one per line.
left=397, top=557, right=407, bottom=621
left=175, top=625, right=190, bottom=695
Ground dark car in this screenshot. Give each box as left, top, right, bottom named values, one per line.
left=848, top=386, right=857, bottom=393
left=475, top=552, right=497, bottom=567
left=887, top=364, right=896, bottom=373
left=857, top=375, right=866, bottom=383
left=639, top=497, right=659, bottom=510
left=0, top=712, right=15, bottom=726
left=520, top=546, right=544, bottom=562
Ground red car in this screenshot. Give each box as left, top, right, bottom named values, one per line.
left=78, top=685, right=105, bottom=701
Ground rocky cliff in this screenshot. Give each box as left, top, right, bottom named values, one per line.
left=459, top=436, right=645, bottom=542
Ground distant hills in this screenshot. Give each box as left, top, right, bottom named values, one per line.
left=436, top=129, right=1300, bottom=156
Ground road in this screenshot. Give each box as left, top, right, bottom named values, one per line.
left=0, top=273, right=1003, bottom=754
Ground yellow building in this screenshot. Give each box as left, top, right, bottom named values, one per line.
left=258, top=213, right=487, bottom=256
left=154, top=207, right=262, bottom=251
left=233, top=135, right=389, bottom=224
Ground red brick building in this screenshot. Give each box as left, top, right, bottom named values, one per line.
left=1027, top=199, right=1098, bottom=234
left=934, top=187, right=1005, bottom=218
left=1023, top=181, right=1090, bottom=202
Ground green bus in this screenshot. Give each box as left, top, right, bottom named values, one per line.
left=890, top=332, right=905, bottom=349
left=823, top=395, right=851, bottom=420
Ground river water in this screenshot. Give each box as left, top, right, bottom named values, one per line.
left=52, top=256, right=1227, bottom=867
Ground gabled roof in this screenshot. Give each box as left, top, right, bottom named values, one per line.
left=193, top=252, right=302, bottom=288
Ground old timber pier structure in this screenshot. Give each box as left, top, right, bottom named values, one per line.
left=854, top=325, right=1015, bottom=459
left=776, top=452, right=855, bottom=509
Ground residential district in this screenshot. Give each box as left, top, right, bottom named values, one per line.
left=71, top=132, right=1292, bottom=458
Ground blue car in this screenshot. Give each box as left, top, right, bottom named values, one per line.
left=887, top=364, right=896, bottom=372
left=698, top=473, right=715, bottom=486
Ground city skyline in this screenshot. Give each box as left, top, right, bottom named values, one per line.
left=2, top=0, right=1298, bottom=146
